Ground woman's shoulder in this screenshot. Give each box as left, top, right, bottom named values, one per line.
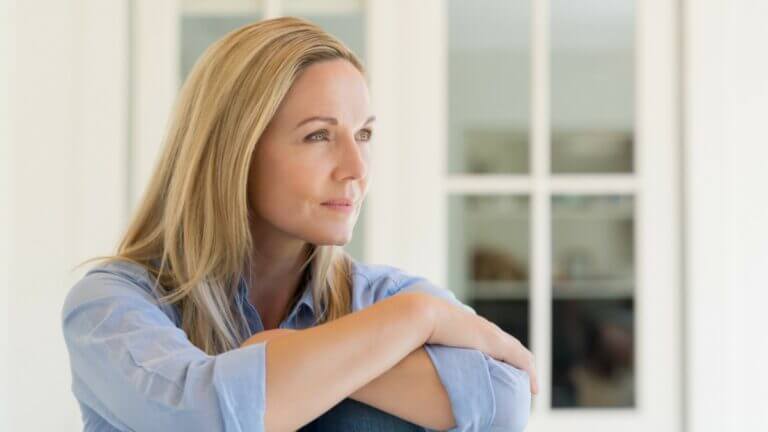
left=348, top=259, right=474, bottom=313
left=61, top=258, right=173, bottom=323
left=349, top=259, right=422, bottom=289
left=85, top=258, right=155, bottom=284
left=348, top=259, right=441, bottom=308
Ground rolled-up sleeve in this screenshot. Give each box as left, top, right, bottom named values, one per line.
left=484, top=356, right=531, bottom=431
left=391, top=276, right=531, bottom=432
left=61, top=269, right=267, bottom=432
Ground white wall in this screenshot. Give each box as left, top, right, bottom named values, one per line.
left=1, top=1, right=13, bottom=430
left=685, top=0, right=768, bottom=430
left=8, top=1, right=128, bottom=430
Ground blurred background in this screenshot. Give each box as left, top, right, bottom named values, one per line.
left=2, top=0, right=767, bottom=430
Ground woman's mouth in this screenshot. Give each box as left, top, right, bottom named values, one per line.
left=322, top=199, right=355, bottom=213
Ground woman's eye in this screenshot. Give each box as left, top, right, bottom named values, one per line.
left=305, top=130, right=329, bottom=142
left=305, top=128, right=373, bottom=143
left=356, top=129, right=373, bottom=141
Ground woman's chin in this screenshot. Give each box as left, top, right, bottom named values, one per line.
left=326, top=237, right=351, bottom=247
left=300, top=224, right=356, bottom=247
left=306, top=232, right=352, bottom=247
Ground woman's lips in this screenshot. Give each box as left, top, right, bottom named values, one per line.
left=321, top=202, right=354, bottom=213
left=322, top=198, right=353, bottom=206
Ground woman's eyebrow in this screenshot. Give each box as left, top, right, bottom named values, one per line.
left=294, top=115, right=376, bottom=130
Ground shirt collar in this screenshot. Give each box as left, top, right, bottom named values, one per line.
left=237, top=270, right=316, bottom=315
left=294, top=269, right=315, bottom=313
left=147, top=258, right=318, bottom=324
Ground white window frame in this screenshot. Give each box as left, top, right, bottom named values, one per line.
left=364, top=1, right=682, bottom=430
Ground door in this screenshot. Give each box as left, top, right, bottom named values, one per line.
left=132, top=1, right=682, bottom=429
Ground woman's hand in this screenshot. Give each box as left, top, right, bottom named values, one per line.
left=417, top=292, right=539, bottom=395
left=241, top=328, right=298, bottom=348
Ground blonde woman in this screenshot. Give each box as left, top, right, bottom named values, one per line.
left=61, top=17, right=536, bottom=432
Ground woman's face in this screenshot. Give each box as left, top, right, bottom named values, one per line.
left=248, top=58, right=373, bottom=247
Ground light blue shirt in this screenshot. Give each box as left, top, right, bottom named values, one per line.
left=61, top=259, right=531, bottom=431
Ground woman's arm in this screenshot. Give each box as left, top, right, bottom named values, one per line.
left=352, top=344, right=532, bottom=432
left=350, top=346, right=455, bottom=430
left=246, top=330, right=453, bottom=430
left=380, top=279, right=535, bottom=431
left=259, top=292, right=435, bottom=432
left=244, top=293, right=535, bottom=432
left=349, top=346, right=533, bottom=432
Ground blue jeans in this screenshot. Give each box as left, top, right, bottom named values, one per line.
left=300, top=398, right=427, bottom=431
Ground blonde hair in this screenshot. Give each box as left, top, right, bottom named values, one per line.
left=82, top=17, right=364, bottom=355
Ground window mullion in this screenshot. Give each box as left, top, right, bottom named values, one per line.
left=530, top=0, right=552, bottom=415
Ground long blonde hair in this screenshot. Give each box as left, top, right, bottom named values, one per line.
left=83, top=17, right=363, bottom=355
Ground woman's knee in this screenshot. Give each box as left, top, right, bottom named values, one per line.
left=300, top=398, right=426, bottom=432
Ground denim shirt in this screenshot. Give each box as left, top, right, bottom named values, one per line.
left=61, top=259, right=531, bottom=431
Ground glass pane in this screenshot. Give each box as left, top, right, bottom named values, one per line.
left=551, top=0, right=635, bottom=173
left=283, top=0, right=367, bottom=62
left=551, top=195, right=635, bottom=407
left=447, top=0, right=530, bottom=174
left=180, top=0, right=263, bottom=81
left=449, top=195, right=530, bottom=348
left=282, top=0, right=367, bottom=260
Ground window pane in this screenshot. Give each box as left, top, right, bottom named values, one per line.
left=447, top=0, right=530, bottom=175
left=551, top=0, right=634, bottom=173
left=551, top=195, right=635, bottom=407
left=449, top=195, right=530, bottom=347
left=180, top=1, right=263, bottom=81
left=282, top=0, right=367, bottom=62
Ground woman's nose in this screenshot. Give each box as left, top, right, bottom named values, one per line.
left=333, top=132, right=368, bottom=181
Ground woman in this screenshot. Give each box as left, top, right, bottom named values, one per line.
left=61, top=17, right=536, bottom=432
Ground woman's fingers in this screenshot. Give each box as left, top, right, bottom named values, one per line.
left=504, top=334, right=538, bottom=395
left=527, top=357, right=539, bottom=395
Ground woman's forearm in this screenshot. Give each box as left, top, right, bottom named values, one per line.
left=350, top=346, right=456, bottom=431
left=260, top=292, right=434, bottom=432
left=244, top=329, right=455, bottom=430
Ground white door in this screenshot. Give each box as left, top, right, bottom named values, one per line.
left=133, top=1, right=682, bottom=430
left=365, top=0, right=682, bottom=430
